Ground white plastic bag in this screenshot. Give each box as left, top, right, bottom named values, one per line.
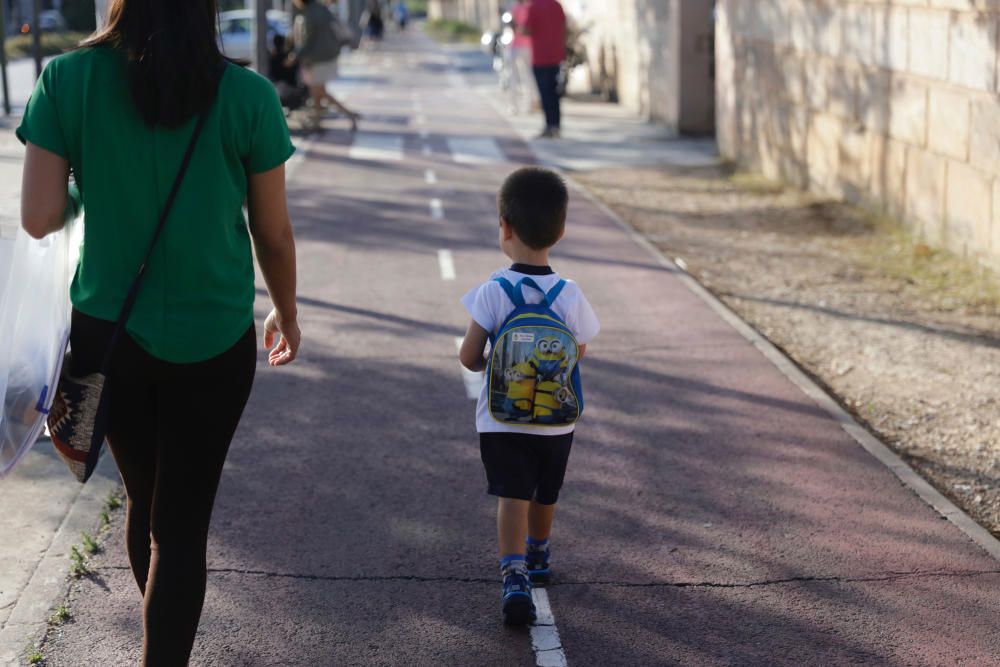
left=0, top=219, right=80, bottom=477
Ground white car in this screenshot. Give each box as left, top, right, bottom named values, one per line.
left=218, top=10, right=291, bottom=61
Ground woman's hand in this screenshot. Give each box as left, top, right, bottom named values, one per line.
left=264, top=308, right=301, bottom=366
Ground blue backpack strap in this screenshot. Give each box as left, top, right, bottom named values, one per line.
left=545, top=279, right=567, bottom=305
left=517, top=277, right=551, bottom=306
left=493, top=277, right=525, bottom=307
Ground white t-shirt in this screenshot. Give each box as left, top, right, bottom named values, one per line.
left=461, top=267, right=600, bottom=435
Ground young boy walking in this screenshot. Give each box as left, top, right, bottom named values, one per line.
left=459, top=167, right=599, bottom=625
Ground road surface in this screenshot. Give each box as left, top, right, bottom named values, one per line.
left=31, top=29, right=1000, bottom=667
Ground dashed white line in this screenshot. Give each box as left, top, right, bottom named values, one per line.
left=454, top=337, right=484, bottom=400
left=438, top=248, right=456, bottom=280
left=446, top=137, right=506, bottom=165
left=425, top=169, right=438, bottom=185
left=530, top=589, right=569, bottom=667
left=430, top=198, right=444, bottom=220
left=348, top=133, right=404, bottom=162
left=285, top=134, right=321, bottom=180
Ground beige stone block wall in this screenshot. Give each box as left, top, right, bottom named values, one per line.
left=717, top=0, right=1000, bottom=268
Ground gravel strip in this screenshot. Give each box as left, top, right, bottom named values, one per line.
left=576, top=164, right=1000, bottom=537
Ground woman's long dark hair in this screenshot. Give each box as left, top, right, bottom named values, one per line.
left=83, top=0, right=223, bottom=128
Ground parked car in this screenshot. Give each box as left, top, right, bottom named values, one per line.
left=218, top=10, right=291, bottom=61
left=18, top=10, right=68, bottom=33
left=39, top=10, right=67, bottom=32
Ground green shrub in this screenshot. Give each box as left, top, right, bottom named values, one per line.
left=426, top=19, right=481, bottom=43
left=4, top=32, right=89, bottom=60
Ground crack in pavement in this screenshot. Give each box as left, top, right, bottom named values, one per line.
left=551, top=568, right=1000, bottom=589
left=96, top=565, right=1000, bottom=589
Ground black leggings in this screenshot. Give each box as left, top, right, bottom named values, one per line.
left=70, top=310, right=256, bottom=666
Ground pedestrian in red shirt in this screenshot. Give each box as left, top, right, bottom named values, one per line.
left=520, top=0, right=566, bottom=138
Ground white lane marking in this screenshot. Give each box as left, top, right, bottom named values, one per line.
left=425, top=169, right=438, bottom=184
left=438, top=248, right=456, bottom=281
left=348, top=133, right=404, bottom=162
left=454, top=337, right=484, bottom=400
left=531, top=589, right=569, bottom=667
left=286, top=133, right=321, bottom=180
left=446, top=137, right=506, bottom=165
left=430, top=198, right=444, bottom=220
left=422, top=144, right=433, bottom=156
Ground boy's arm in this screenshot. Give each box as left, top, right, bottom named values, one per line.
left=578, top=344, right=586, bottom=360
left=459, top=320, right=490, bottom=372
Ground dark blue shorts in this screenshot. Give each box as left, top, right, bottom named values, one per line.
left=479, top=431, right=574, bottom=505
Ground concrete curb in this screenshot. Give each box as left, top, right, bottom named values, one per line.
left=567, top=175, right=1000, bottom=565
left=0, top=450, right=120, bottom=664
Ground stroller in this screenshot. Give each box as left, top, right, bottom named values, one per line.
left=268, top=34, right=309, bottom=113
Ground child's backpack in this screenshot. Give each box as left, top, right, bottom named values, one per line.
left=487, top=277, right=584, bottom=427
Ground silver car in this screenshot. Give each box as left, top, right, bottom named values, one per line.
left=218, top=10, right=291, bottom=61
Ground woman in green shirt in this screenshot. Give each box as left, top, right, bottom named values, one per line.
left=18, top=0, right=300, bottom=663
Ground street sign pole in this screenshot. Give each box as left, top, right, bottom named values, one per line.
left=0, top=0, right=11, bottom=116
left=31, top=0, right=41, bottom=79
left=252, top=0, right=268, bottom=74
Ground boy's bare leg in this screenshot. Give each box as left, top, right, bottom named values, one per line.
left=497, top=497, right=530, bottom=556
left=527, top=501, right=556, bottom=541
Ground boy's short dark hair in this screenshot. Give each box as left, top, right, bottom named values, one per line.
left=498, top=167, right=569, bottom=250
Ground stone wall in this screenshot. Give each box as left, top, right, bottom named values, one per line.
left=427, top=0, right=460, bottom=20
left=572, top=0, right=714, bottom=133
left=716, top=0, right=1000, bottom=266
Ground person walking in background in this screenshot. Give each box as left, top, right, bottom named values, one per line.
left=519, top=0, right=566, bottom=138
left=394, top=0, right=409, bottom=30
left=17, top=0, right=300, bottom=662
left=506, top=0, right=536, bottom=115
left=293, top=0, right=360, bottom=132
left=361, top=0, right=385, bottom=42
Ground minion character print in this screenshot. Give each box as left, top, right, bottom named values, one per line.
left=503, top=362, right=537, bottom=421
left=530, top=337, right=569, bottom=381
left=489, top=327, right=579, bottom=425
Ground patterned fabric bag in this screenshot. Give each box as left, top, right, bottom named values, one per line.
left=47, top=357, right=109, bottom=481
left=47, top=109, right=210, bottom=482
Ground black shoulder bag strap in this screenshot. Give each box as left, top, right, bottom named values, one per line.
left=98, top=108, right=212, bottom=374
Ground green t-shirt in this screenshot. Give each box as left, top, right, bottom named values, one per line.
left=16, top=47, right=294, bottom=363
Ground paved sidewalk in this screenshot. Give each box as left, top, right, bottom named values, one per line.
left=17, top=29, right=1000, bottom=666
left=0, top=122, right=123, bottom=664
